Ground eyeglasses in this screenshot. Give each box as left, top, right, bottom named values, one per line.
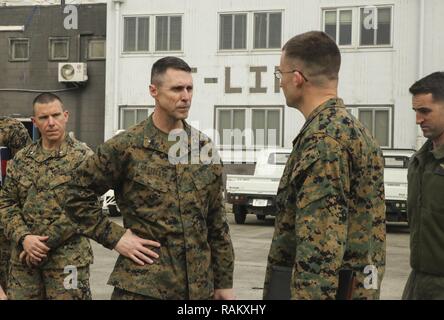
left=274, top=69, right=308, bottom=82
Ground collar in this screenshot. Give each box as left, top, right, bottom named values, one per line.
left=292, top=97, right=344, bottom=146
left=26, top=134, right=71, bottom=163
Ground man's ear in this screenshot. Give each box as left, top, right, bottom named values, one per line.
left=292, top=71, right=305, bottom=88
left=149, top=84, right=158, bottom=98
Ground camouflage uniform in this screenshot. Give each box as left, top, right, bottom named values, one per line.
left=65, top=115, right=234, bottom=300
left=0, top=117, right=32, bottom=292
left=264, top=98, right=386, bottom=300
left=0, top=135, right=94, bottom=300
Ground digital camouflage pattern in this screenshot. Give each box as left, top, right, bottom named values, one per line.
left=264, top=98, right=386, bottom=300
left=0, top=116, right=32, bottom=291
left=0, top=135, right=94, bottom=299
left=7, top=264, right=91, bottom=300
left=65, top=114, right=234, bottom=300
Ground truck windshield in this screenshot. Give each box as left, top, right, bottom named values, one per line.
left=268, top=153, right=290, bottom=165
left=384, top=156, right=409, bottom=168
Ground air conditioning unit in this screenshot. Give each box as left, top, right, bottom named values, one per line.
left=58, top=62, right=88, bottom=82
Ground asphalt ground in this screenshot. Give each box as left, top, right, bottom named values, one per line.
left=89, top=212, right=410, bottom=300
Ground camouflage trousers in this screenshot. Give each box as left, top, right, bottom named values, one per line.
left=0, top=232, right=10, bottom=291
left=7, top=263, right=92, bottom=300
left=111, top=287, right=157, bottom=300
left=402, top=269, right=444, bottom=300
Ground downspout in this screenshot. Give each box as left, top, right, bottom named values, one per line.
left=112, top=0, right=125, bottom=138
left=416, top=0, right=425, bottom=150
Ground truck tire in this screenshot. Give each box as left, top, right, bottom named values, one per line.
left=233, top=205, right=247, bottom=224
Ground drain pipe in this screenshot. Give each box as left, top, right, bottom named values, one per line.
left=109, top=0, right=125, bottom=140
left=416, top=0, right=425, bottom=150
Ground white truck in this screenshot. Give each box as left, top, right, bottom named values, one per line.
left=226, top=148, right=292, bottom=224
left=226, top=148, right=415, bottom=225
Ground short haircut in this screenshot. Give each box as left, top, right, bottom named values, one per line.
left=32, top=92, right=63, bottom=107
left=409, top=72, right=444, bottom=102
left=151, top=56, right=192, bottom=85
left=282, top=31, right=341, bottom=82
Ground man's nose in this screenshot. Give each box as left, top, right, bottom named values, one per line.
left=47, top=116, right=56, bottom=125
left=416, top=113, right=424, bottom=125
left=181, top=89, right=191, bottom=101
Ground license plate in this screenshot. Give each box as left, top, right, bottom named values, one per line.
left=252, top=199, right=268, bottom=207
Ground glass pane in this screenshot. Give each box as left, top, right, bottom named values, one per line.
left=220, top=14, right=233, bottom=49
left=169, top=16, right=182, bottom=50
left=268, top=13, right=282, bottom=48
left=233, top=109, right=245, bottom=146
left=89, top=40, right=105, bottom=58
left=325, top=11, right=337, bottom=41
left=53, top=41, right=68, bottom=59
left=123, top=109, right=135, bottom=129
left=360, top=8, right=375, bottom=45
left=13, top=41, right=28, bottom=59
left=375, top=110, right=389, bottom=146
left=138, top=17, right=150, bottom=51
left=156, top=16, right=169, bottom=51
left=359, top=110, right=373, bottom=132
left=267, top=110, right=280, bottom=147
left=124, top=17, right=136, bottom=52
left=218, top=110, right=231, bottom=145
left=252, top=110, right=266, bottom=145
left=254, top=13, right=267, bottom=49
left=377, top=8, right=391, bottom=45
left=136, top=109, right=149, bottom=124
left=234, top=14, right=247, bottom=49
left=339, top=10, right=352, bottom=45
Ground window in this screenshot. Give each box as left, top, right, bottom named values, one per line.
left=254, top=12, right=282, bottom=49
left=156, top=16, right=182, bottom=51
left=324, top=9, right=352, bottom=46
left=219, top=13, right=247, bottom=50
left=268, top=152, right=290, bottom=165
left=360, top=7, right=392, bottom=46
left=216, top=107, right=283, bottom=148
left=49, top=37, right=69, bottom=60
left=88, top=39, right=106, bottom=60
left=123, top=16, right=149, bottom=52
left=9, top=38, right=29, bottom=61
left=120, top=106, right=153, bottom=129
left=348, top=106, right=392, bottom=148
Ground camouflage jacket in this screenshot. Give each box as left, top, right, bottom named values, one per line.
left=264, top=98, right=386, bottom=300
left=0, top=117, right=32, bottom=252
left=0, top=117, right=32, bottom=158
left=0, top=135, right=94, bottom=269
left=65, top=115, right=234, bottom=299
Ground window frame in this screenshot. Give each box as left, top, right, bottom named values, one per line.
left=217, top=10, right=283, bottom=54
left=154, top=14, right=183, bottom=53
left=358, top=6, right=394, bottom=48
left=87, top=38, right=106, bottom=60
left=9, top=38, right=30, bottom=62
left=48, top=37, right=70, bottom=61
left=347, top=105, right=393, bottom=148
left=321, top=5, right=394, bottom=49
left=214, top=106, right=284, bottom=149
left=122, top=14, right=184, bottom=55
left=119, top=106, right=154, bottom=130
left=322, top=8, right=354, bottom=48
left=218, top=12, right=248, bottom=51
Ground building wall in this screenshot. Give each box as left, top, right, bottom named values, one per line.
left=105, top=0, right=444, bottom=160
left=0, top=3, right=106, bottom=149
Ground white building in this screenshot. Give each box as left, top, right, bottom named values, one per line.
left=105, top=0, right=444, bottom=162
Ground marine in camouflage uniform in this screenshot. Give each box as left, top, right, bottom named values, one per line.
left=0, top=134, right=94, bottom=299
left=0, top=117, right=32, bottom=293
left=263, top=98, right=386, bottom=299
left=65, top=114, right=234, bottom=300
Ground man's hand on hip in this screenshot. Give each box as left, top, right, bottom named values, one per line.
left=114, top=229, right=161, bottom=266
